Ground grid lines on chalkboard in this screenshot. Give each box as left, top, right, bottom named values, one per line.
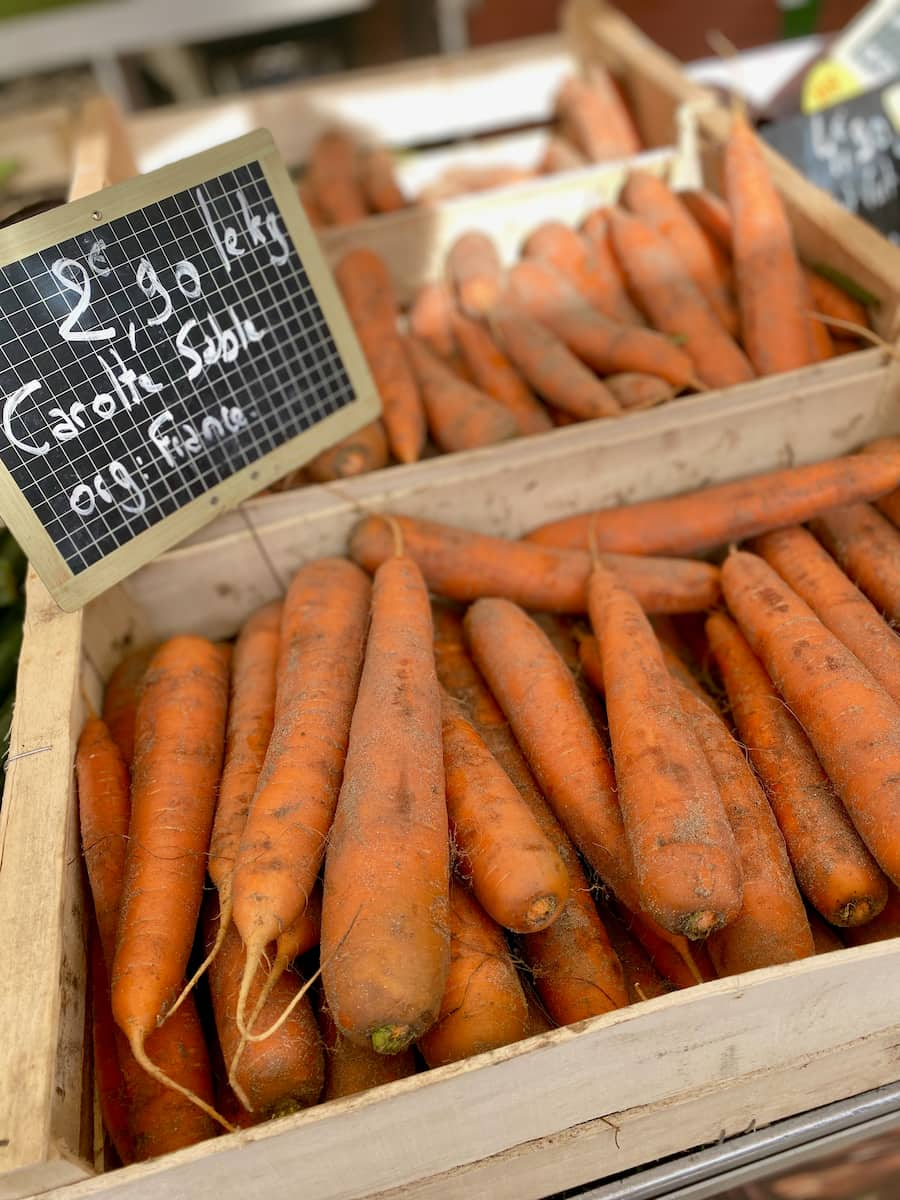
left=0, top=159, right=356, bottom=573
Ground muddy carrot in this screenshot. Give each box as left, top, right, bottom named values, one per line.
left=408, top=281, right=458, bottom=361
left=204, top=897, right=324, bottom=1117
left=318, top=994, right=417, bottom=1100
left=306, top=421, right=390, bottom=482
left=752, top=525, right=900, bottom=708
left=725, top=112, right=814, bottom=375
left=101, top=646, right=156, bottom=769
left=231, top=559, right=371, bottom=1032
left=621, top=170, right=739, bottom=334
left=722, top=549, right=900, bottom=886
left=525, top=449, right=900, bottom=553
left=507, top=259, right=696, bottom=387
left=450, top=310, right=553, bottom=434
left=523, top=221, right=633, bottom=317
left=489, top=303, right=621, bottom=419
left=321, top=552, right=450, bottom=1053
left=579, top=207, right=647, bottom=325
left=605, top=372, right=674, bottom=410
left=349, top=512, right=721, bottom=614
left=805, top=268, right=869, bottom=335
left=335, top=248, right=425, bottom=464
left=555, top=69, right=641, bottom=162
left=843, top=886, right=900, bottom=946
left=418, top=881, right=528, bottom=1067
left=680, top=189, right=732, bottom=248
left=521, top=987, right=555, bottom=1035
left=807, top=910, right=844, bottom=954
left=810, top=503, right=900, bottom=624
left=447, top=231, right=504, bottom=318
left=307, top=130, right=368, bottom=226
left=90, top=925, right=136, bottom=1166
left=862, top=437, right=900, bottom=529
left=798, top=271, right=834, bottom=361
left=596, top=900, right=673, bottom=1001
left=441, top=690, right=569, bottom=932
left=358, top=146, right=406, bottom=214
left=608, top=208, right=754, bottom=389
left=588, top=560, right=742, bottom=937
left=616, top=904, right=716, bottom=989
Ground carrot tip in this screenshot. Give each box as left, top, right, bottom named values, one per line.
left=522, top=894, right=559, bottom=932
left=371, top=1024, right=415, bottom=1055
left=680, top=910, right=724, bottom=940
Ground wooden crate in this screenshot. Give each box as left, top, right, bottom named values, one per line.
left=3, top=370, right=900, bottom=1200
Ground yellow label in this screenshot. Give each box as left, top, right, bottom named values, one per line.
left=881, top=80, right=900, bottom=131
left=802, top=60, right=863, bottom=113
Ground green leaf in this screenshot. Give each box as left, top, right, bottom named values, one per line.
left=810, top=263, right=880, bottom=309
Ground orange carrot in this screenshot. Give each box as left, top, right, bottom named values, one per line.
left=539, top=134, right=587, bottom=174
left=843, top=886, right=900, bottom=946
left=404, top=334, right=519, bottom=451
left=432, top=604, right=628, bottom=1021
left=620, top=170, right=739, bottom=335
left=111, top=637, right=229, bottom=1127
left=579, top=207, right=647, bottom=325
left=521, top=987, right=555, bottom=1035
left=670, top=674, right=815, bottom=974
left=607, top=208, right=754, bottom=389
left=318, top=995, right=417, bottom=1101
left=680, top=189, right=732, bottom=248
left=725, top=112, right=814, bottom=375
left=232, top=559, right=371, bottom=1031
left=596, top=902, right=673, bottom=1002
left=441, top=690, right=569, bottom=932
left=450, top=310, right=553, bottom=434
left=204, top=897, right=324, bottom=1117
left=306, top=421, right=390, bottom=482
left=489, top=303, right=621, bottom=419
left=418, top=880, right=528, bottom=1067
left=101, top=645, right=156, bottom=769
left=807, top=909, right=844, bottom=954
left=721, top=549, right=900, bottom=887
left=805, top=268, right=869, bottom=335
left=752, top=525, right=900, bottom=708
left=446, top=231, right=504, bottom=318
left=348, top=512, right=721, bottom=614
left=334, top=248, right=425, bottom=464
left=90, top=924, right=136, bottom=1166
left=507, top=259, right=696, bottom=387
left=798, top=271, right=834, bottom=361
left=525, top=449, right=900, bottom=553
left=408, top=281, right=458, bottom=361
left=307, top=130, right=367, bottom=226
left=298, top=181, right=325, bottom=230
left=523, top=221, right=634, bottom=318
left=358, top=146, right=406, bottom=214
left=605, top=372, right=674, bottom=410
left=616, top=904, right=716, bottom=989
left=321, top=552, right=450, bottom=1053
left=555, top=69, right=641, bottom=162
left=862, top=437, right=900, bottom=529
left=588, top=561, right=742, bottom=938
left=810, top=503, right=900, bottom=624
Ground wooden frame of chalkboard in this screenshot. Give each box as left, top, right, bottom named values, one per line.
left=0, top=129, right=380, bottom=611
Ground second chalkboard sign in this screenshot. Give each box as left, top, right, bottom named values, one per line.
left=0, top=130, right=379, bottom=609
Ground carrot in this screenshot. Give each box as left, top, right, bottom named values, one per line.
left=101, top=645, right=156, bottom=769
left=587, top=560, right=742, bottom=937
left=525, top=449, right=900, bottom=553
left=321, top=551, right=450, bottom=1053
left=579, top=207, right=647, bottom=325
left=532, top=613, right=605, bottom=731
left=408, top=281, right=458, bottom=361
left=607, top=208, right=754, bottom=389
left=798, top=270, right=835, bottom=362
left=318, top=995, right=417, bottom=1101
left=843, top=886, right=900, bottom=946
left=805, top=268, right=869, bottom=335
left=862, top=437, right=900, bottom=529
left=670, top=674, right=814, bottom=975
left=231, top=559, right=371, bottom=1033
left=334, top=248, right=425, bottom=464
left=725, top=112, right=814, bottom=375
left=507, top=259, right=696, bottom=388
left=539, top=134, right=587, bottom=174
left=680, top=189, right=732, bottom=248
left=555, top=69, right=641, bottom=162
left=358, top=146, right=406, bottom=214
left=306, top=420, right=390, bottom=481
left=441, top=690, right=569, bottom=932
left=605, top=372, right=674, bottom=410
left=203, top=896, right=324, bottom=1117
left=348, top=513, right=721, bottom=614
left=721, top=549, right=900, bottom=887
left=90, top=924, right=137, bottom=1166
left=807, top=909, right=844, bottom=954
left=446, top=231, right=504, bottom=318
left=615, top=904, right=716, bottom=989
left=432, top=604, right=628, bottom=1021
left=489, top=303, right=622, bottom=419
left=810, top=503, right=900, bottom=624
left=596, top=901, right=673, bottom=1002
left=403, top=334, right=519, bottom=451
left=521, top=987, right=554, bottom=1036
left=523, top=221, right=634, bottom=318
left=620, top=170, right=739, bottom=335
left=110, top=636, right=230, bottom=1128
left=577, top=628, right=716, bottom=713
left=298, top=181, right=325, bottom=230
left=307, top=130, right=367, bottom=227
left=418, top=880, right=528, bottom=1067
left=450, top=310, right=553, bottom=434
left=751, top=525, right=900, bottom=708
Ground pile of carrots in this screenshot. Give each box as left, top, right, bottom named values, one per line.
left=79, top=438, right=900, bottom=1166
left=298, top=65, right=642, bottom=228
left=289, top=108, right=872, bottom=488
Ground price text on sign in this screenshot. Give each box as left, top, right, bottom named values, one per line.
left=0, top=131, right=378, bottom=610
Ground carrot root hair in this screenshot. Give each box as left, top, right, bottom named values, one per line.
left=161, top=896, right=232, bottom=1026
left=129, top=1030, right=236, bottom=1134
left=803, top=312, right=895, bottom=356
left=383, top=514, right=405, bottom=557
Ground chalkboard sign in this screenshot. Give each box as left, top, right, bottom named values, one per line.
left=0, top=130, right=378, bottom=610
left=762, top=82, right=900, bottom=243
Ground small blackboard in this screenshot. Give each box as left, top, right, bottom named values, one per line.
left=0, top=130, right=378, bottom=610
left=761, top=81, right=900, bottom=243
